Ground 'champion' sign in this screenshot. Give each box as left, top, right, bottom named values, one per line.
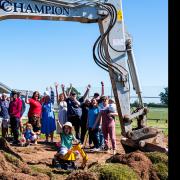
left=0, top=0, right=70, bottom=16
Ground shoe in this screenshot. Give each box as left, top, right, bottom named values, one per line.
left=12, top=140, right=20, bottom=145
left=100, top=145, right=105, bottom=151
left=103, top=146, right=109, bottom=151
left=90, top=146, right=95, bottom=149
left=91, top=148, right=100, bottom=152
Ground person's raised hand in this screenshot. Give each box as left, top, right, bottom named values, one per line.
left=55, top=82, right=59, bottom=88
left=87, top=84, right=91, bottom=89
left=61, top=84, right=65, bottom=89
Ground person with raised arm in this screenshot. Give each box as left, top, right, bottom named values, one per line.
left=41, top=91, right=56, bottom=143
left=61, top=84, right=68, bottom=100
left=93, top=81, right=105, bottom=104
left=55, top=83, right=68, bottom=127
left=78, top=84, right=91, bottom=104
left=25, top=91, right=42, bottom=144
left=66, top=83, right=73, bottom=97
left=63, top=84, right=81, bottom=140
left=101, top=81, right=105, bottom=97
left=50, top=86, right=55, bottom=105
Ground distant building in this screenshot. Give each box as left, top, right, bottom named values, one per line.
left=0, top=82, right=34, bottom=97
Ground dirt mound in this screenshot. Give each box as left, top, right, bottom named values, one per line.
left=0, top=138, right=23, bottom=161
left=0, top=151, right=30, bottom=173
left=106, top=151, right=159, bottom=180
left=66, top=171, right=98, bottom=180
left=0, top=138, right=50, bottom=180
left=0, top=151, right=50, bottom=180
left=0, top=171, right=49, bottom=180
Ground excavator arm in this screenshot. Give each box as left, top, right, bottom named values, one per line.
left=0, top=0, right=167, bottom=153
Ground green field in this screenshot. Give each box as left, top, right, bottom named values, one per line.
left=115, top=107, right=168, bottom=136
left=0, top=107, right=168, bottom=137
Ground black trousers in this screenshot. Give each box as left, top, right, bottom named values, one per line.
left=80, top=119, right=87, bottom=144
left=10, top=117, right=20, bottom=142
left=68, top=115, right=81, bottom=140
left=81, top=119, right=92, bottom=145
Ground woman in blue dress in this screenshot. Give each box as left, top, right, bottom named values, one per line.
left=41, top=91, right=56, bottom=143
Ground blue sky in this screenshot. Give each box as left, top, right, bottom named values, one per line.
left=0, top=0, right=168, bottom=99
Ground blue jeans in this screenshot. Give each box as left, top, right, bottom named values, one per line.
left=99, top=129, right=105, bottom=147
left=89, top=128, right=100, bottom=148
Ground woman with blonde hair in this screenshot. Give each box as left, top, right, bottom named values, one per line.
left=55, top=83, right=68, bottom=127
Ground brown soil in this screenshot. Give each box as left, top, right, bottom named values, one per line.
left=0, top=171, right=49, bottom=180
left=65, top=171, right=98, bottom=180
left=11, top=135, right=125, bottom=167
left=106, top=151, right=160, bottom=180
left=0, top=150, right=49, bottom=180
left=0, top=135, right=167, bottom=180
left=0, top=136, right=125, bottom=179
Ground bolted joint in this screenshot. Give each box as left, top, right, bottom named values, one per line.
left=139, top=140, right=146, bottom=148
left=123, top=114, right=132, bottom=123
left=126, top=39, right=132, bottom=50
left=143, top=107, right=149, bottom=115
left=126, top=131, right=133, bottom=139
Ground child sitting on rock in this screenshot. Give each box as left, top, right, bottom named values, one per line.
left=21, top=123, right=37, bottom=146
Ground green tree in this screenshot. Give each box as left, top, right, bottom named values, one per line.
left=159, top=87, right=168, bottom=105
left=131, top=100, right=139, bottom=107
left=66, top=86, right=81, bottom=99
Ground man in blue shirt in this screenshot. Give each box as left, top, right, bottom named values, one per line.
left=0, top=93, right=10, bottom=138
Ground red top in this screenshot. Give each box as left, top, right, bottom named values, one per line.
left=40, top=97, right=45, bottom=104
left=28, top=98, right=42, bottom=118
left=9, top=98, right=22, bottom=118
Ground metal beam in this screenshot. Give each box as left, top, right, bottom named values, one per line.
left=0, top=0, right=104, bottom=22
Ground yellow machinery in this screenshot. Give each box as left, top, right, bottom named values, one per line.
left=52, top=143, right=88, bottom=170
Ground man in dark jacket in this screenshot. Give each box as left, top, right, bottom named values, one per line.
left=0, top=93, right=9, bottom=138
left=66, top=92, right=81, bottom=140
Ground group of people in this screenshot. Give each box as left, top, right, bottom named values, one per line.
left=0, top=82, right=118, bottom=154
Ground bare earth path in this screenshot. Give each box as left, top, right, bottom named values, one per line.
left=12, top=135, right=125, bottom=166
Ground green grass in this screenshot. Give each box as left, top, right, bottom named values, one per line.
left=4, top=152, right=21, bottom=167
left=115, top=107, right=168, bottom=136
left=90, top=163, right=139, bottom=180
left=145, top=152, right=168, bottom=166
left=145, top=152, right=168, bottom=180
left=0, top=108, right=168, bottom=137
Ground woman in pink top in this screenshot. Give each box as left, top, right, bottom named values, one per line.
left=25, top=91, right=42, bottom=140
